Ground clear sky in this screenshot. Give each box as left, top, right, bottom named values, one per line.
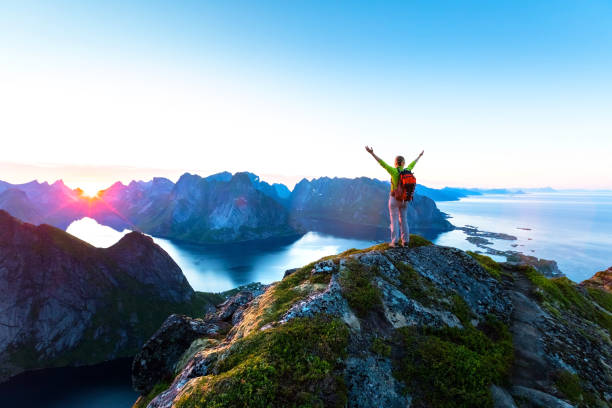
left=1, top=0, right=611, bottom=193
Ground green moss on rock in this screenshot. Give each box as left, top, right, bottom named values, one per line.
left=175, top=316, right=349, bottom=408
left=524, top=267, right=612, bottom=336
left=451, top=294, right=474, bottom=327
left=467, top=252, right=502, bottom=280
left=555, top=370, right=583, bottom=404
left=371, top=337, right=392, bottom=357
left=586, top=287, right=612, bottom=313
left=336, top=235, right=431, bottom=258
left=257, top=262, right=317, bottom=328
left=339, top=260, right=382, bottom=318
left=397, top=262, right=442, bottom=307
left=394, top=317, right=513, bottom=408
left=408, top=234, right=433, bottom=248
left=133, top=380, right=172, bottom=408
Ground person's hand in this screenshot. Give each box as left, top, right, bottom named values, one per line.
left=365, top=146, right=374, bottom=154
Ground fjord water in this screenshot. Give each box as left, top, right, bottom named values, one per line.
left=433, top=192, right=612, bottom=282
left=67, top=218, right=378, bottom=292
left=0, top=359, right=136, bottom=408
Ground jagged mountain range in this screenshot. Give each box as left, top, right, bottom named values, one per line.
left=0, top=172, right=452, bottom=243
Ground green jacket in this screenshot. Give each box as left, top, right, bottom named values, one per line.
left=377, top=158, right=417, bottom=191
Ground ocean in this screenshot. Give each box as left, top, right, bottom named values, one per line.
left=433, top=191, right=612, bottom=282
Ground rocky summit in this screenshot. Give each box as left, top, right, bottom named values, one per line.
left=131, top=237, right=612, bottom=408
left=0, top=210, right=222, bottom=382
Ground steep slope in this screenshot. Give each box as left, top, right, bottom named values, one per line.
left=131, top=238, right=611, bottom=407
left=0, top=189, right=43, bottom=225
left=290, top=177, right=452, bottom=238
left=0, top=210, right=222, bottom=382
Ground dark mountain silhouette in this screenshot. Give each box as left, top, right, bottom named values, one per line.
left=0, top=210, right=221, bottom=382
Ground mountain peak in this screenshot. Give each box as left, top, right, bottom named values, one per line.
left=111, top=230, right=155, bottom=249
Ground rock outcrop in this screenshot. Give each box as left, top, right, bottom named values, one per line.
left=0, top=210, right=221, bottom=382
left=130, top=238, right=612, bottom=407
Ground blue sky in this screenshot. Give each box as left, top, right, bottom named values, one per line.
left=1, top=1, right=611, bottom=191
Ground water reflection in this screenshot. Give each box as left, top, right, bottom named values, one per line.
left=67, top=218, right=377, bottom=292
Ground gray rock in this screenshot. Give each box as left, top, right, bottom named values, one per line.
left=510, top=385, right=575, bottom=408
left=131, top=314, right=221, bottom=394
left=311, top=259, right=337, bottom=274
left=490, top=384, right=517, bottom=408
left=345, top=355, right=410, bottom=408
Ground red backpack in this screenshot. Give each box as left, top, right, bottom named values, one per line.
left=394, top=169, right=417, bottom=202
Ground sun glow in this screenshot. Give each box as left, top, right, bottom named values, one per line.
left=75, top=182, right=104, bottom=198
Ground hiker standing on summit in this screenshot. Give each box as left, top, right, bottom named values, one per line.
left=365, top=146, right=424, bottom=247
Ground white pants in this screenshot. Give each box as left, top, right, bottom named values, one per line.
left=389, top=196, right=409, bottom=244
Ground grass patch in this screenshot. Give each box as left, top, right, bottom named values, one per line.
left=408, top=234, right=433, bottom=248
left=133, top=381, right=171, bottom=408
left=309, top=272, right=332, bottom=285
left=336, top=235, right=432, bottom=258
left=586, top=287, right=612, bottom=313
left=394, top=316, right=513, bottom=408
left=339, top=260, right=381, bottom=318
left=397, top=262, right=442, bottom=307
left=524, top=267, right=612, bottom=336
left=257, top=262, right=316, bottom=327
left=174, top=316, right=349, bottom=408
left=337, top=243, right=390, bottom=257
left=451, top=294, right=474, bottom=327
left=555, top=371, right=583, bottom=404
left=371, top=337, right=391, bottom=357
left=467, top=252, right=502, bottom=280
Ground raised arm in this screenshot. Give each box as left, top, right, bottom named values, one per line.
left=365, top=146, right=382, bottom=162
left=406, top=150, right=424, bottom=171
left=365, top=146, right=394, bottom=174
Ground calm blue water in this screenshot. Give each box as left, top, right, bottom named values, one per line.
left=433, top=192, right=612, bottom=282
left=67, top=218, right=378, bottom=292
left=0, top=359, right=136, bottom=408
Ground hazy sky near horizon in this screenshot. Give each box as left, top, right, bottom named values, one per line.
left=1, top=1, right=611, bottom=191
